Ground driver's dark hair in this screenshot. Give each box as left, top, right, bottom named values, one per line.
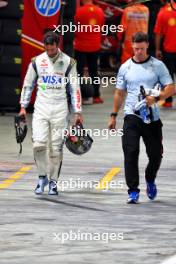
left=44, top=31, right=59, bottom=45
left=132, top=32, right=149, bottom=43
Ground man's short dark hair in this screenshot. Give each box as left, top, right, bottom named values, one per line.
left=44, top=31, right=59, bottom=46
left=132, top=32, right=149, bottom=43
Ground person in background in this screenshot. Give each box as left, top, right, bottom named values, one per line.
left=117, top=0, right=149, bottom=63
left=74, top=0, right=105, bottom=104
left=154, top=0, right=176, bottom=108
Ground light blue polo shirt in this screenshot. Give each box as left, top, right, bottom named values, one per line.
left=116, top=56, right=173, bottom=121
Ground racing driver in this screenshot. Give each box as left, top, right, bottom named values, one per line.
left=19, top=31, right=83, bottom=195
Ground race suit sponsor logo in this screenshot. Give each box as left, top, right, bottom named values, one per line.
left=40, top=59, right=48, bottom=67
left=35, top=0, right=61, bottom=17
left=76, top=90, right=81, bottom=110
left=40, top=75, right=63, bottom=90
left=42, top=75, right=62, bottom=84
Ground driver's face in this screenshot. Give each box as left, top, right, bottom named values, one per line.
left=45, top=43, right=58, bottom=58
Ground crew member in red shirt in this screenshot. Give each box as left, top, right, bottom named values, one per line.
left=154, top=0, right=176, bottom=107
left=74, top=0, right=105, bottom=104
left=117, top=0, right=149, bottom=63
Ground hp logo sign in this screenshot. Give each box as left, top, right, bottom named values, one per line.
left=35, top=0, right=61, bottom=17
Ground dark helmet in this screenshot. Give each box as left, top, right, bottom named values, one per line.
left=14, top=115, right=27, bottom=154
left=65, top=124, right=93, bottom=155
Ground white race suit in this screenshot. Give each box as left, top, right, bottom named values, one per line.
left=20, top=50, right=82, bottom=181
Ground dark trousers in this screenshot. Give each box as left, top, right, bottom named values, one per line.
left=163, top=51, right=176, bottom=103
left=122, top=115, right=163, bottom=193
left=74, top=50, right=100, bottom=98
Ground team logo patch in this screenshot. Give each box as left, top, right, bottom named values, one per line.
left=168, top=18, right=176, bottom=26
left=89, top=7, right=94, bottom=12
left=89, top=18, right=97, bottom=25
left=35, top=0, right=61, bottom=17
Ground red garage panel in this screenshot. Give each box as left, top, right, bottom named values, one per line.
left=21, top=0, right=61, bottom=104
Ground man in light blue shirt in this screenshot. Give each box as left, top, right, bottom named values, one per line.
left=108, top=32, right=175, bottom=204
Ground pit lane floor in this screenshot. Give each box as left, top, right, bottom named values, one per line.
left=0, top=86, right=176, bottom=264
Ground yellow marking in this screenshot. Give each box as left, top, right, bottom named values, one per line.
left=0, top=166, right=32, bottom=189
left=20, top=3, right=24, bottom=11
left=15, top=88, right=21, bottom=95
left=22, top=38, right=45, bottom=51
left=96, top=167, right=121, bottom=190
left=14, top=57, right=22, bottom=64
left=17, top=29, right=22, bottom=36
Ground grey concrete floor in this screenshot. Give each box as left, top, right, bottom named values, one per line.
left=0, top=85, right=176, bottom=264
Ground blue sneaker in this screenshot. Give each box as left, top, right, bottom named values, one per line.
left=127, top=191, right=139, bottom=204
left=35, top=176, right=49, bottom=194
left=48, top=181, right=58, bottom=195
left=146, top=182, right=157, bottom=200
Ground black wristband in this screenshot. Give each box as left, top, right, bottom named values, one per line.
left=110, top=112, right=118, bottom=117
left=155, top=96, right=160, bottom=102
